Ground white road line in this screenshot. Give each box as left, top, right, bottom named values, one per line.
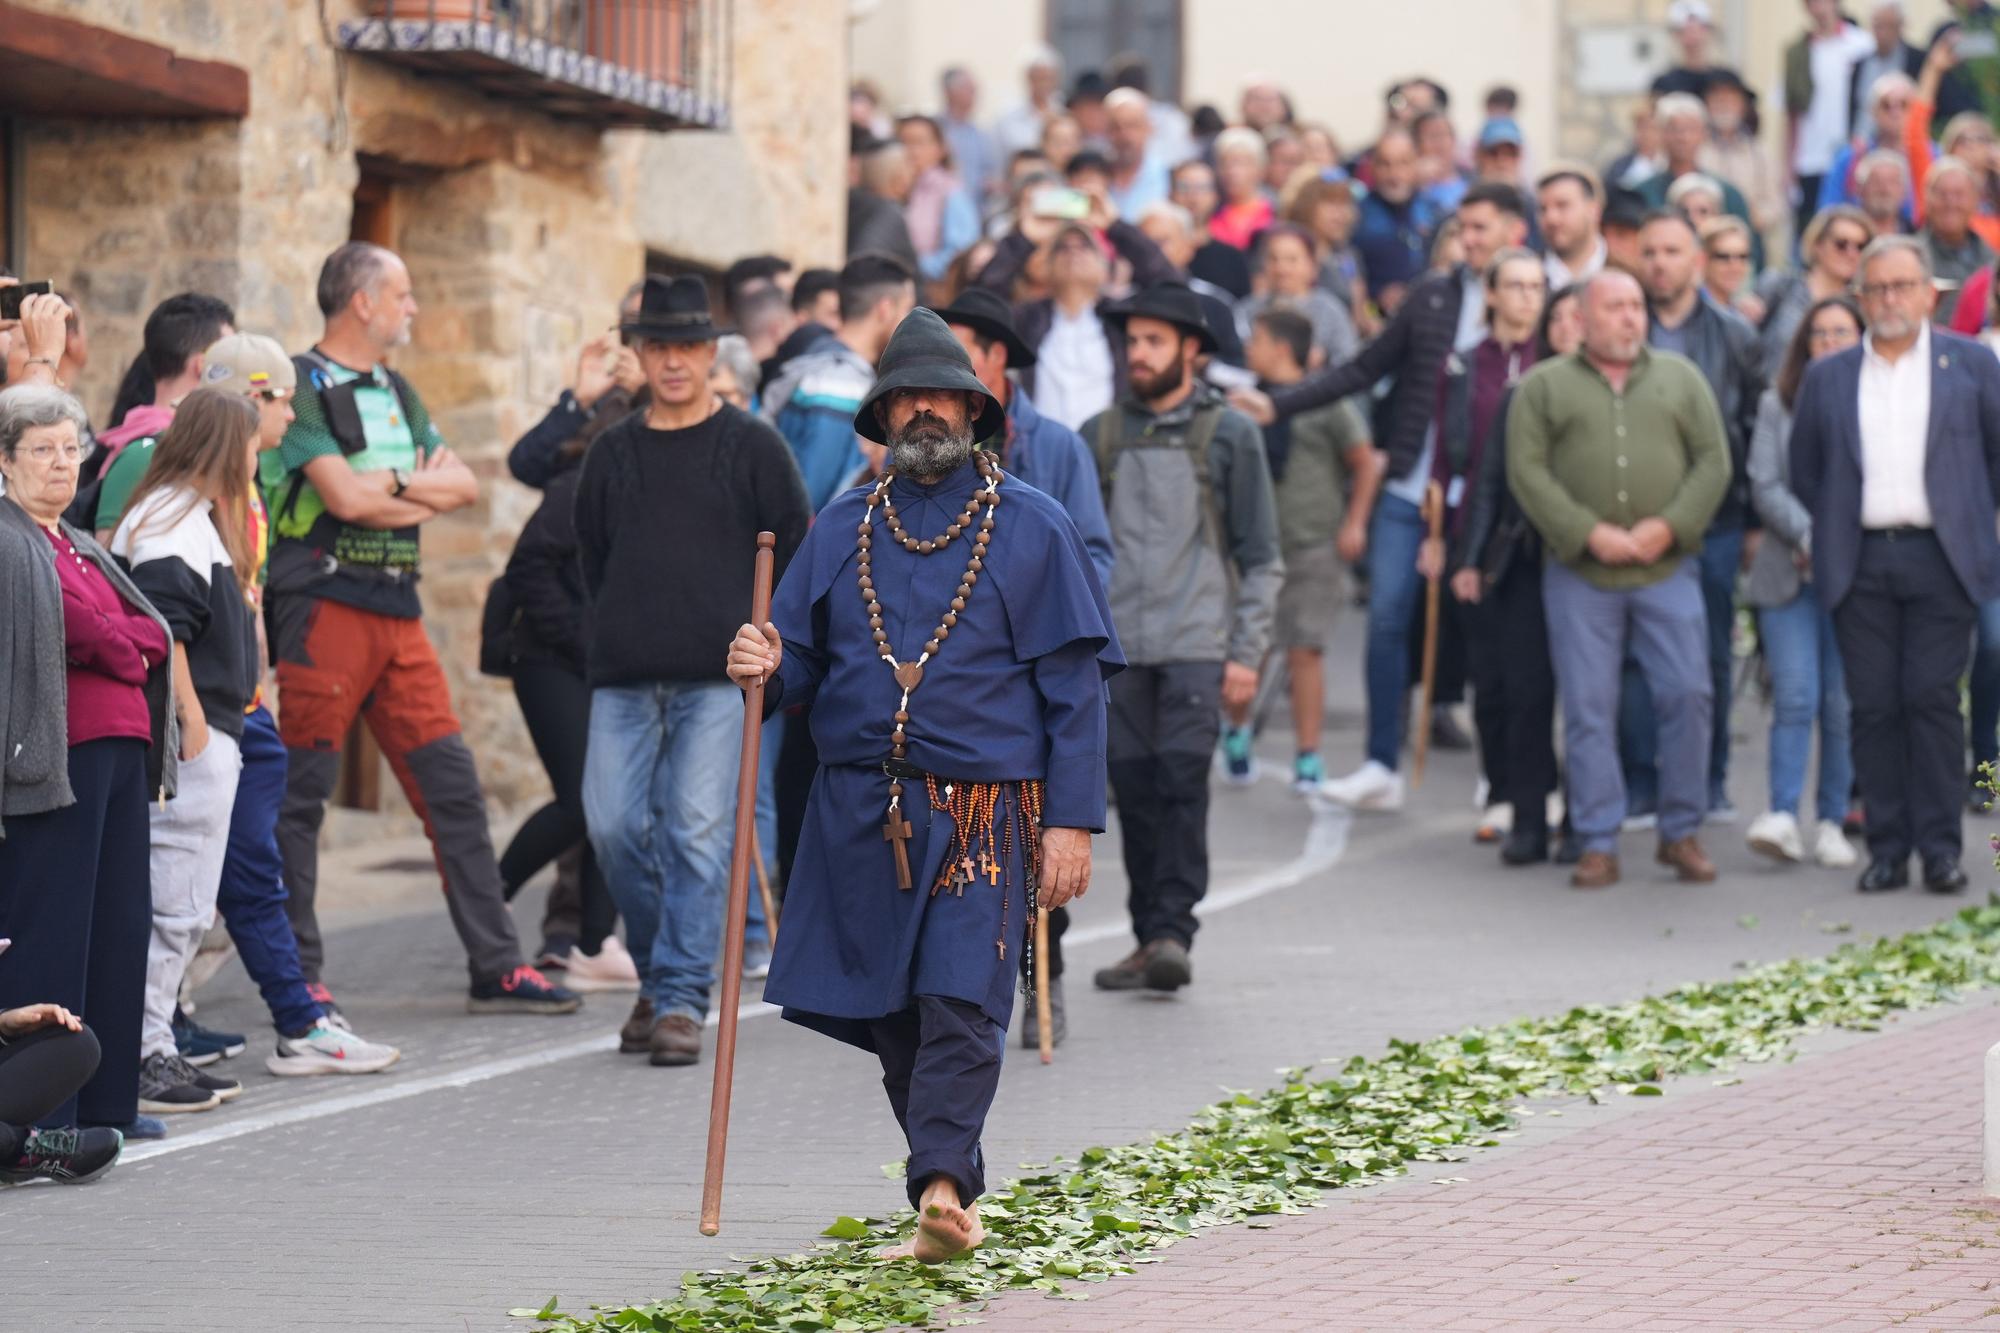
left=123, top=805, right=1352, bottom=1165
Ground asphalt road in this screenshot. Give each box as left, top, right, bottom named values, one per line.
left=4, top=618, right=1986, bottom=1332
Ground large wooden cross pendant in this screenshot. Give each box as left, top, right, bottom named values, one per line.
left=981, top=854, right=1001, bottom=886
left=883, top=809, right=914, bottom=890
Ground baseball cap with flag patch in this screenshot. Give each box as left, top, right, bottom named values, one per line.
left=202, top=333, right=296, bottom=397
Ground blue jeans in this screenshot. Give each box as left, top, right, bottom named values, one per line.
left=218, top=705, right=324, bottom=1035
left=1546, top=560, right=1713, bottom=853
left=1363, top=493, right=1426, bottom=770
left=1757, top=587, right=1853, bottom=822
left=583, top=682, right=744, bottom=1020
left=1970, top=598, right=2000, bottom=774
left=1620, top=528, right=1741, bottom=810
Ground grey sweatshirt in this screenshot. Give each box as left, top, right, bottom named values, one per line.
left=1083, top=387, right=1284, bottom=668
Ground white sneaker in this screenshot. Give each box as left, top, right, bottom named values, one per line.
left=1746, top=810, right=1804, bottom=863
left=265, top=1023, right=401, bottom=1076
left=562, top=937, right=641, bottom=993
left=1814, top=819, right=1859, bottom=869
left=1319, top=760, right=1405, bottom=812
left=1475, top=803, right=1513, bottom=843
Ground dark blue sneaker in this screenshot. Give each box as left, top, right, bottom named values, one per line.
left=466, top=965, right=582, bottom=1015
left=173, top=1009, right=245, bottom=1067
left=84, top=1114, right=165, bottom=1141
left=0, top=1126, right=123, bottom=1185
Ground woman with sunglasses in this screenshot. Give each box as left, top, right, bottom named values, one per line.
left=1757, top=204, right=1873, bottom=375
left=1699, top=215, right=1763, bottom=323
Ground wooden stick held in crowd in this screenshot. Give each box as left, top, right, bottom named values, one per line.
left=1411, top=482, right=1445, bottom=791
left=752, top=834, right=779, bottom=944
left=1034, top=910, right=1053, bottom=1066
left=699, top=530, right=777, bottom=1237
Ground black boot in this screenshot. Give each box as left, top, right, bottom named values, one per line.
left=1553, top=822, right=1584, bottom=866
left=1501, top=818, right=1550, bottom=866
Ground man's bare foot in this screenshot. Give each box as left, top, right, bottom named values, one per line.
left=911, top=1199, right=983, bottom=1263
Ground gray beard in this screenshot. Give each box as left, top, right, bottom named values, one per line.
left=888, top=424, right=974, bottom=482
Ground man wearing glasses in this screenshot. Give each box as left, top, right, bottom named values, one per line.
left=1790, top=235, right=2000, bottom=894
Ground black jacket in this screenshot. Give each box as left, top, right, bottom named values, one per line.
left=1651, top=295, right=1765, bottom=531
left=501, top=464, right=588, bottom=677
left=1270, top=265, right=1471, bottom=483
left=1452, top=383, right=1539, bottom=585
left=972, top=220, right=1182, bottom=402
left=507, top=386, right=645, bottom=491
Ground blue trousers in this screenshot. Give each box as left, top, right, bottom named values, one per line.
left=218, top=706, right=325, bottom=1036
left=1363, top=493, right=1426, bottom=770
left=1546, top=560, right=1713, bottom=853
left=583, top=681, right=742, bottom=1021
left=867, top=995, right=1004, bottom=1209
left=1620, top=527, right=1741, bottom=809
left=1757, top=587, right=1853, bottom=822
left=1970, top=597, right=2000, bottom=774
left=0, top=739, right=150, bottom=1128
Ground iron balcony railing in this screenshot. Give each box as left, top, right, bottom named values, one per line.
left=338, top=0, right=731, bottom=131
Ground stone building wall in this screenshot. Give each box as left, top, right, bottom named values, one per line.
left=13, top=0, right=848, bottom=828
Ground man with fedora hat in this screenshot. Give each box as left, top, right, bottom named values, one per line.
left=1083, top=281, right=1281, bottom=998
left=727, top=306, right=1120, bottom=1263
left=934, top=285, right=1114, bottom=1048
left=576, top=274, right=812, bottom=1067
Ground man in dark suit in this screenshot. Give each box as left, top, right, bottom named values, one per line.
left=1790, top=234, right=2000, bottom=893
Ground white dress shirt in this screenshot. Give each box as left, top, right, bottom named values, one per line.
left=1858, top=324, right=1934, bottom=529
left=1034, top=305, right=1115, bottom=431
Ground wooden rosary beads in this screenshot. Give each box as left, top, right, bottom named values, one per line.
left=857, top=452, right=1002, bottom=888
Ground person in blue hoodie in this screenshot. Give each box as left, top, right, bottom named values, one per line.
left=760, top=253, right=916, bottom=512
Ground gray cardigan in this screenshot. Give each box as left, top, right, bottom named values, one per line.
left=0, top=494, right=177, bottom=839
left=1745, top=388, right=1814, bottom=609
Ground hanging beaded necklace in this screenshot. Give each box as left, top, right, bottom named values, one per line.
left=856, top=450, right=1001, bottom=890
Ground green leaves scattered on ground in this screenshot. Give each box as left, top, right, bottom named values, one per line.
left=521, top=899, right=2000, bottom=1333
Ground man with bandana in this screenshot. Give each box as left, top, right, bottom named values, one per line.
left=726, top=308, right=1120, bottom=1263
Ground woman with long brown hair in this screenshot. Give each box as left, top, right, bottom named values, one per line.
left=110, top=386, right=262, bottom=1116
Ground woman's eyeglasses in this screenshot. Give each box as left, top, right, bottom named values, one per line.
left=1706, top=249, right=1751, bottom=263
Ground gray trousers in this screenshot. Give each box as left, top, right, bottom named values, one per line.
left=1545, top=559, right=1713, bottom=853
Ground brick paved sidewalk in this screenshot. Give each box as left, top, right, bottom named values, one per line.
left=969, top=999, right=2000, bottom=1332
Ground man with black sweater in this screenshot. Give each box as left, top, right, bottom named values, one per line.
left=575, top=276, right=811, bottom=1068
left=1229, top=182, right=1529, bottom=813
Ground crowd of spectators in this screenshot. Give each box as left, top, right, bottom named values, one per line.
left=12, top=0, right=2000, bottom=1186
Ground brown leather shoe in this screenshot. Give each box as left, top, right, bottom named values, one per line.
left=618, top=997, right=655, bottom=1054
left=648, top=1014, right=703, bottom=1066
left=1657, top=836, right=1717, bottom=883
left=1570, top=851, right=1620, bottom=889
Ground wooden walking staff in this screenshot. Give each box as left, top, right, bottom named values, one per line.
left=1410, top=481, right=1445, bottom=791
left=1033, top=910, right=1053, bottom=1065
left=700, top=531, right=777, bottom=1237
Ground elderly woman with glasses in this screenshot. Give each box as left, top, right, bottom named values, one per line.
left=0, top=383, right=176, bottom=1141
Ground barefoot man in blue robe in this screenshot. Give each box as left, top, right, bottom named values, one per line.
left=726, top=308, right=1121, bottom=1262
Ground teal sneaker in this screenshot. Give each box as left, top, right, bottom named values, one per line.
left=1292, top=752, right=1326, bottom=793
left=1220, top=725, right=1258, bottom=786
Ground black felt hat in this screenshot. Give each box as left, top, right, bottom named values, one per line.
left=620, top=274, right=728, bottom=343
left=929, top=287, right=1036, bottom=369
left=853, top=308, right=1006, bottom=446
left=1103, top=280, right=1219, bottom=353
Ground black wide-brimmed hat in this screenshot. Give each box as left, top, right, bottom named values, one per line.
left=929, top=287, right=1036, bottom=369
left=1103, top=280, right=1219, bottom=354
left=853, top=308, right=1007, bottom=446
left=620, top=274, right=728, bottom=343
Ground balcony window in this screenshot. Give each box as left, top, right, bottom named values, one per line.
left=339, top=0, right=731, bottom=131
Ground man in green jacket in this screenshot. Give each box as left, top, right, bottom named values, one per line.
left=1506, top=268, right=1731, bottom=890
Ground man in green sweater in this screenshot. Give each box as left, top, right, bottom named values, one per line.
left=1506, top=268, right=1732, bottom=890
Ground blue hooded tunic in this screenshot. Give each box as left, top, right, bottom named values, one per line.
left=760, top=458, right=1122, bottom=1050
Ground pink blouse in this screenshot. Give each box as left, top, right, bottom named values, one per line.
left=43, top=525, right=163, bottom=747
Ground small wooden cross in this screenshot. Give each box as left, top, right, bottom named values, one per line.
left=981, top=855, right=1001, bottom=886
left=883, top=810, right=914, bottom=890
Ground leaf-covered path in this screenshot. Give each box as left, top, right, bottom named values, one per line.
left=7, top=617, right=1996, bottom=1332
